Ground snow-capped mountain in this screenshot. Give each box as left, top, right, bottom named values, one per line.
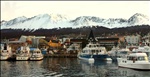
left=70, top=16, right=105, bottom=26
left=1, top=16, right=27, bottom=26
left=128, top=13, right=150, bottom=25
left=0, top=20, right=7, bottom=25
left=1, top=14, right=71, bottom=29
left=1, top=13, right=149, bottom=30
left=70, top=16, right=129, bottom=28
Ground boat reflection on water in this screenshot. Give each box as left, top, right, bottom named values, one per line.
left=78, top=59, right=150, bottom=77
left=77, top=59, right=116, bottom=77
left=42, top=58, right=83, bottom=77
left=1, top=61, right=30, bottom=77
left=1, top=58, right=150, bottom=77
left=117, top=68, right=150, bottom=77
left=0, top=60, right=45, bottom=77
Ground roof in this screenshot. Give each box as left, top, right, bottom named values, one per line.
left=70, top=39, right=86, bottom=42
left=50, top=40, right=60, bottom=43
left=8, top=41, right=25, bottom=43
left=17, top=47, right=37, bottom=51
left=128, top=53, right=147, bottom=57
left=87, top=30, right=97, bottom=42
left=97, top=38, right=119, bottom=41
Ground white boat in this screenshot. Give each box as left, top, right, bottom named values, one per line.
left=30, top=48, right=43, bottom=60
left=78, top=42, right=112, bottom=62
left=117, top=52, right=150, bottom=71
left=67, top=43, right=81, bottom=53
left=16, top=45, right=31, bottom=61
left=0, top=43, right=12, bottom=60
left=108, top=46, right=131, bottom=62
left=132, top=46, right=150, bottom=61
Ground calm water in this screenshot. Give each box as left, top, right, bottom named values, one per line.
left=1, top=58, right=150, bottom=77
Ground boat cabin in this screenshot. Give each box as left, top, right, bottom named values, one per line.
left=81, top=43, right=107, bottom=55
left=127, top=53, right=149, bottom=62
left=32, top=49, right=42, bottom=54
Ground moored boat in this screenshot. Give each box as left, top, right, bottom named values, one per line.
left=117, top=52, right=150, bottom=71
left=0, top=43, right=12, bottom=60
left=30, top=48, right=43, bottom=61
left=16, top=44, right=31, bottom=61
left=132, top=46, right=150, bottom=61
left=78, top=42, right=112, bottom=62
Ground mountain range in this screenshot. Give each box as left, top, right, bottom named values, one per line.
left=1, top=13, right=150, bottom=29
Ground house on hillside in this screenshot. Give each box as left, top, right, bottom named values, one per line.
left=125, top=34, right=141, bottom=46
left=142, top=33, right=150, bottom=46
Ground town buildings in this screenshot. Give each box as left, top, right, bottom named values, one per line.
left=125, top=34, right=141, bottom=46
left=142, top=32, right=150, bottom=46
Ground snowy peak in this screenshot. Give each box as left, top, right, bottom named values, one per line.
left=128, top=13, right=150, bottom=25
left=70, top=16, right=104, bottom=26
left=72, top=16, right=104, bottom=22
left=1, top=13, right=71, bottom=29
left=132, top=13, right=149, bottom=18
left=49, top=13, right=69, bottom=23
left=0, top=20, right=7, bottom=25
left=70, top=16, right=128, bottom=28
left=26, top=14, right=68, bottom=23
left=4, top=16, right=27, bottom=26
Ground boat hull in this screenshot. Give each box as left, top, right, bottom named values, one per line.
left=79, top=54, right=112, bottom=61
left=30, top=56, right=43, bottom=61
left=118, top=63, right=150, bottom=71
left=78, top=55, right=95, bottom=63
left=16, top=56, right=29, bottom=61
left=0, top=56, right=10, bottom=60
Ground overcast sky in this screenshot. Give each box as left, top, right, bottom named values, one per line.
left=1, top=1, right=150, bottom=21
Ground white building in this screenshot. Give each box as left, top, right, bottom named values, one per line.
left=19, top=35, right=45, bottom=47
left=125, top=35, right=141, bottom=46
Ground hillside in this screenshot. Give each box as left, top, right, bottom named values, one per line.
left=1, top=25, right=150, bottom=39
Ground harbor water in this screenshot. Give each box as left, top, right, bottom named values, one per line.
left=1, top=58, right=150, bottom=77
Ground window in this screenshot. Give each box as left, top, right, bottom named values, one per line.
left=82, top=50, right=85, bottom=53
left=92, top=50, right=95, bottom=53
left=127, top=56, right=129, bottom=60
left=89, top=45, right=91, bottom=48
left=138, top=56, right=145, bottom=61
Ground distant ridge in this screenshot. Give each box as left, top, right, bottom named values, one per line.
left=1, top=13, right=150, bottom=30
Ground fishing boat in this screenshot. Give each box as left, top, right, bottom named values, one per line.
left=78, top=30, right=112, bottom=62
left=0, top=43, right=12, bottom=60
left=78, top=42, right=112, bottom=62
left=16, top=43, right=31, bottom=60
left=30, top=48, right=43, bottom=60
left=117, top=52, right=150, bottom=71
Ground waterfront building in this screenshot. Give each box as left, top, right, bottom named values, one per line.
left=96, top=37, right=119, bottom=47
left=19, top=35, right=45, bottom=47
left=69, top=30, right=120, bottom=48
